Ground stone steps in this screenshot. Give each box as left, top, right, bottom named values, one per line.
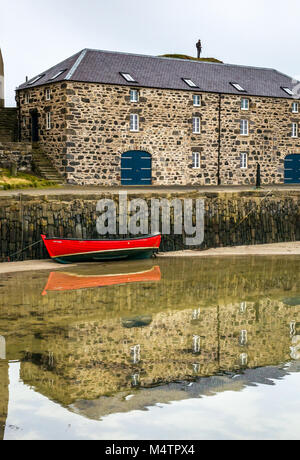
left=32, top=149, right=65, bottom=184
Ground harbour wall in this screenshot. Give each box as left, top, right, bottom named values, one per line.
left=0, top=189, right=299, bottom=261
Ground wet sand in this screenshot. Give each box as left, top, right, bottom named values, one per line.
left=159, top=242, right=300, bottom=257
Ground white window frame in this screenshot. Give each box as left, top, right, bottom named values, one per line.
left=130, top=113, right=139, bottom=132
left=193, top=95, right=201, bottom=107
left=192, top=152, right=200, bottom=169
left=45, top=88, right=51, bottom=101
left=240, top=152, right=248, bottom=169
left=46, top=112, right=51, bottom=130
left=241, top=98, right=249, bottom=111
left=130, top=89, right=139, bottom=103
left=192, top=117, right=201, bottom=134
left=292, top=102, right=299, bottom=113
left=240, top=119, right=249, bottom=136
left=25, top=92, right=29, bottom=104
left=292, top=122, right=298, bottom=138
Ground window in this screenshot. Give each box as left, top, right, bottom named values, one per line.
left=241, top=98, right=249, bottom=111
left=192, top=117, right=201, bottom=134
left=192, top=152, right=200, bottom=169
left=46, top=112, right=51, bottom=130
left=292, top=102, right=299, bottom=113
left=23, top=117, right=26, bottom=127
left=45, top=88, right=51, bottom=101
left=240, top=119, right=249, bottom=136
left=121, top=73, right=136, bottom=83
left=240, top=152, right=248, bottom=169
left=292, top=122, right=298, bottom=138
left=193, top=95, right=201, bottom=106
left=25, top=92, right=29, bottom=104
left=230, top=82, right=246, bottom=92
left=49, top=70, right=67, bottom=81
left=130, top=114, right=139, bottom=131
left=183, top=78, right=197, bottom=88
left=27, top=74, right=44, bottom=86
left=130, top=89, right=139, bottom=102
left=282, top=87, right=294, bottom=96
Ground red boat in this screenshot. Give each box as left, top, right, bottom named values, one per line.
left=41, top=233, right=161, bottom=264
left=42, top=265, right=161, bottom=295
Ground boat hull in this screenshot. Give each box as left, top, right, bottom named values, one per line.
left=41, top=234, right=161, bottom=264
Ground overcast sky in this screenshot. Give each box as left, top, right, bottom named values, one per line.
left=1, top=0, right=300, bottom=106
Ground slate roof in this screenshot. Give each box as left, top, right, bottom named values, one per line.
left=17, top=48, right=300, bottom=99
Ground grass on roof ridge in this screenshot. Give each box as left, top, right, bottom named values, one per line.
left=159, top=54, right=223, bottom=64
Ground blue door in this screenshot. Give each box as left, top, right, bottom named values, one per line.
left=284, top=154, right=300, bottom=184
left=121, top=151, right=152, bottom=185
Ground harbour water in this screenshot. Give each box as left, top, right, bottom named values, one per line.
left=0, top=256, right=300, bottom=440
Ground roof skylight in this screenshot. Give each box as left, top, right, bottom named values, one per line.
left=183, top=78, right=198, bottom=88
left=281, top=87, right=294, bottom=96
left=120, top=73, right=136, bottom=82
left=27, top=74, right=45, bottom=86
left=230, top=82, right=246, bottom=92
left=49, top=70, right=67, bottom=80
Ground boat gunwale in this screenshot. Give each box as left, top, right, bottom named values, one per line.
left=41, top=233, right=161, bottom=242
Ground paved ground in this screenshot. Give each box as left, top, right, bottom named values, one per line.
left=0, top=184, right=299, bottom=198
left=159, top=242, right=300, bottom=257
left=0, top=242, right=299, bottom=274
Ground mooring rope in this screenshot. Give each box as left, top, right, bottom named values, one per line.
left=7, top=239, right=42, bottom=262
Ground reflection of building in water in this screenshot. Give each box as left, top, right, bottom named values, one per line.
left=130, top=345, right=141, bottom=364
left=192, top=309, right=201, bottom=320
left=240, top=353, right=248, bottom=366
left=131, top=373, right=140, bottom=387
left=239, top=330, right=248, bottom=346
left=193, top=335, right=201, bottom=354
left=0, top=257, right=300, bottom=411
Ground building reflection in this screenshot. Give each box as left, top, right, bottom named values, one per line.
left=0, top=256, right=299, bottom=427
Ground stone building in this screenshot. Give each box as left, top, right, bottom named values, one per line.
left=16, top=49, right=300, bottom=186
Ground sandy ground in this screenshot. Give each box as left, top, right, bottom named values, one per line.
left=158, top=242, right=300, bottom=257
left=0, top=259, right=76, bottom=274
left=0, top=242, right=299, bottom=274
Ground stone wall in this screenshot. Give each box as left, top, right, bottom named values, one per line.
left=17, top=83, right=67, bottom=176
left=0, top=108, right=18, bottom=142
left=0, top=142, right=32, bottom=171
left=17, top=82, right=300, bottom=186
left=0, top=190, right=299, bottom=262
left=219, top=94, right=300, bottom=185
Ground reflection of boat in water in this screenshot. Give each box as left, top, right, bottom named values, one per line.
left=42, top=265, right=161, bottom=295
left=41, top=233, right=161, bottom=263
left=282, top=297, right=300, bottom=307
left=122, top=315, right=153, bottom=328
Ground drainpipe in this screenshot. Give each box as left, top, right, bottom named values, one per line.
left=16, top=90, right=21, bottom=142
left=217, top=93, right=222, bottom=186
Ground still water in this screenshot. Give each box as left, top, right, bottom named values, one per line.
left=0, top=256, right=300, bottom=440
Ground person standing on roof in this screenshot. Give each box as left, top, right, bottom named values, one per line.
left=196, top=40, right=202, bottom=59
